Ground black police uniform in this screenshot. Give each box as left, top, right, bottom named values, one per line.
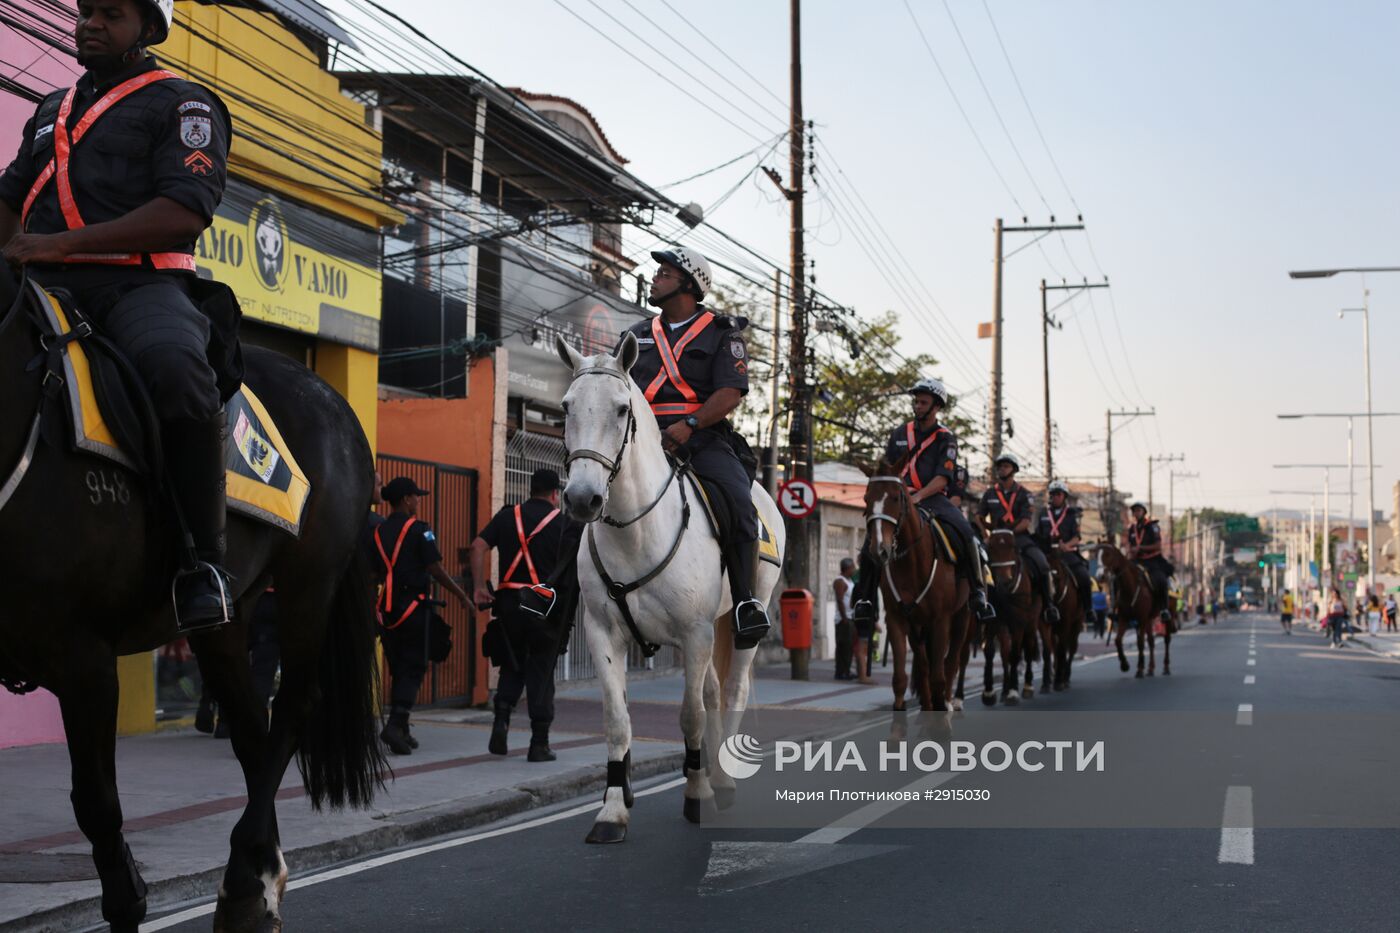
left=479, top=497, right=569, bottom=730
left=979, top=481, right=1058, bottom=614
left=0, top=54, right=232, bottom=424
left=369, top=511, right=442, bottom=714
left=622, top=309, right=766, bottom=632
left=1035, top=503, right=1094, bottom=620
left=1127, top=518, right=1175, bottom=619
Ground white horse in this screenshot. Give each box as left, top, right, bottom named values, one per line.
left=555, top=334, right=786, bottom=843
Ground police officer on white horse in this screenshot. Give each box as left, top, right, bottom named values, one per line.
left=616, top=246, right=770, bottom=647
left=851, top=377, right=996, bottom=625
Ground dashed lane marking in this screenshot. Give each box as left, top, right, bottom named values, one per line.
left=1218, top=785, right=1255, bottom=865
left=1236, top=704, right=1253, bottom=726
left=1244, top=675, right=1256, bottom=684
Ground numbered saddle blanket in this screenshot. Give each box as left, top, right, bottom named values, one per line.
left=38, top=288, right=311, bottom=535
left=689, top=474, right=781, bottom=566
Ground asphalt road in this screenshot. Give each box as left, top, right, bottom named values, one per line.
left=146, top=612, right=1400, bottom=932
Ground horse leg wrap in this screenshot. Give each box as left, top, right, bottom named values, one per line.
left=683, top=745, right=706, bottom=774
left=606, top=751, right=634, bottom=808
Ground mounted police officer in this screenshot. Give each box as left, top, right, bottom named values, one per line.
left=978, top=454, right=1060, bottom=622
left=470, top=468, right=571, bottom=762
left=851, top=378, right=996, bottom=625
left=0, top=0, right=235, bottom=631
left=1036, top=480, right=1094, bottom=629
left=1126, top=501, right=1174, bottom=624
left=613, top=245, right=770, bottom=648
left=370, top=477, right=470, bottom=755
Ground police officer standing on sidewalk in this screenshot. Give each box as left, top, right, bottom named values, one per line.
left=470, top=468, right=571, bottom=762
left=370, top=477, right=470, bottom=755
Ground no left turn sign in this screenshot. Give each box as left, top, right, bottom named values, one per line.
left=777, top=478, right=818, bottom=519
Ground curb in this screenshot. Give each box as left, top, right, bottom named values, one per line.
left=6, top=750, right=686, bottom=933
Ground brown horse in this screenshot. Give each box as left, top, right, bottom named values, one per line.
left=1097, top=543, right=1174, bottom=677
left=1042, top=547, right=1084, bottom=691
left=979, top=529, right=1041, bottom=705
left=862, top=468, right=969, bottom=712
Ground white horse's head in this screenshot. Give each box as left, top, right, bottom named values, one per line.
left=556, top=332, right=641, bottom=522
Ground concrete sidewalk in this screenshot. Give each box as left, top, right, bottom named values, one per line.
left=1349, top=629, right=1400, bottom=658
left=0, top=663, right=905, bottom=932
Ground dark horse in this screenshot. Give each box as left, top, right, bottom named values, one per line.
left=977, top=529, right=1041, bottom=705
left=1097, top=542, right=1174, bottom=678
left=862, top=466, right=969, bottom=712
left=1041, top=548, right=1084, bottom=692
left=0, top=266, right=385, bottom=932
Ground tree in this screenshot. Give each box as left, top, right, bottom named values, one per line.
left=809, top=311, right=978, bottom=471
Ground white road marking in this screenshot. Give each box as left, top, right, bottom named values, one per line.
left=1236, top=703, right=1253, bottom=726
left=1244, top=675, right=1256, bottom=684
left=797, top=772, right=956, bottom=845
left=144, top=775, right=688, bottom=930
left=1247, top=659, right=1256, bottom=666
left=1218, top=785, right=1254, bottom=865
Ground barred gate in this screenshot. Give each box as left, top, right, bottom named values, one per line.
left=376, top=455, right=479, bottom=706
left=504, top=429, right=680, bottom=681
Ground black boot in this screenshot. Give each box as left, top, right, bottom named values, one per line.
left=194, top=691, right=216, bottom=734
left=165, top=414, right=233, bottom=634
left=1043, top=586, right=1061, bottom=623
left=488, top=703, right=510, bottom=756
left=963, top=537, right=996, bottom=621
left=527, top=721, right=556, bottom=762
left=381, top=708, right=413, bottom=756
left=728, top=540, right=770, bottom=649
left=405, top=721, right=419, bottom=750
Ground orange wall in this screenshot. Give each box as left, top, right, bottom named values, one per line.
left=377, top=356, right=497, bottom=704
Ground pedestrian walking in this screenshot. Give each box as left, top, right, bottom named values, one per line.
left=1091, top=584, right=1108, bottom=639
left=1209, top=600, right=1218, bottom=624
left=371, top=476, right=471, bottom=755
left=833, top=558, right=855, bottom=680
left=470, top=468, right=572, bottom=761
left=1279, top=589, right=1294, bottom=635
left=1366, top=593, right=1381, bottom=635
left=1385, top=594, right=1398, bottom=633
left=1327, top=589, right=1347, bottom=648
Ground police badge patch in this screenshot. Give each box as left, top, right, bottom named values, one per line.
left=180, top=115, right=211, bottom=149
left=730, top=339, right=745, bottom=359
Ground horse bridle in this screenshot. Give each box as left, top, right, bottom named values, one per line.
left=563, top=364, right=692, bottom=657
left=986, top=528, right=1025, bottom=594
left=865, top=476, right=939, bottom=611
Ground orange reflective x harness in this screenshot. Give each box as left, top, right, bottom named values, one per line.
left=900, top=421, right=950, bottom=492
left=644, top=311, right=715, bottom=417
left=496, top=505, right=561, bottom=590
left=995, top=485, right=1021, bottom=527
left=20, top=70, right=197, bottom=273
left=1129, top=520, right=1162, bottom=559
left=374, top=518, right=424, bottom=630
left=1046, top=506, right=1070, bottom=539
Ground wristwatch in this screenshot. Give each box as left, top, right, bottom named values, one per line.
left=684, top=415, right=700, bottom=430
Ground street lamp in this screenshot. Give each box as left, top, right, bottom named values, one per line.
left=1288, top=265, right=1397, bottom=596
left=1278, top=411, right=1400, bottom=593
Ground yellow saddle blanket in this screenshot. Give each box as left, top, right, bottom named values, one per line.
left=39, top=288, right=311, bottom=535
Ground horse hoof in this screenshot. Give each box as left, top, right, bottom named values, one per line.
left=981, top=691, right=997, bottom=707
left=683, top=796, right=716, bottom=824
left=1164, top=667, right=1171, bottom=676
left=1148, top=669, right=1155, bottom=677
left=1023, top=686, right=1034, bottom=699
left=713, top=786, right=736, bottom=811
left=952, top=697, right=964, bottom=712
left=1135, top=670, right=1144, bottom=679
left=1004, top=691, right=1020, bottom=706
left=1119, top=660, right=1130, bottom=673
left=585, top=821, right=628, bottom=844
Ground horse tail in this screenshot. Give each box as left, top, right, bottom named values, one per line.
left=296, top=545, right=389, bottom=810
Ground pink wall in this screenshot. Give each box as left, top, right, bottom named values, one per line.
left=0, top=689, right=64, bottom=748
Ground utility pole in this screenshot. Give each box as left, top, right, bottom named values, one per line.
left=1168, top=470, right=1198, bottom=562
left=988, top=218, right=1084, bottom=466
left=1104, top=408, right=1154, bottom=539
left=786, top=0, right=812, bottom=590
left=1147, top=453, right=1184, bottom=518
left=765, top=269, right=783, bottom=498
left=1041, top=278, right=1109, bottom=480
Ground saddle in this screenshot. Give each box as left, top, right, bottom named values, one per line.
left=687, top=471, right=780, bottom=567
left=913, top=505, right=960, bottom=564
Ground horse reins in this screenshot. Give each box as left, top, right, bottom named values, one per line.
left=986, top=529, right=1026, bottom=596
left=565, top=364, right=692, bottom=658
left=866, top=476, right=939, bottom=613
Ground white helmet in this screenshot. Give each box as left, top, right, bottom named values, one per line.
left=650, top=246, right=713, bottom=299
left=1048, top=480, right=1070, bottom=496
left=908, top=377, right=948, bottom=406
left=994, top=453, right=1021, bottom=473
left=1129, top=501, right=1147, bottom=513
left=88, top=0, right=173, bottom=44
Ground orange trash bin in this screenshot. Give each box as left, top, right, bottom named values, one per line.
left=779, top=589, right=814, bottom=650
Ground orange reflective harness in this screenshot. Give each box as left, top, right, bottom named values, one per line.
left=496, top=504, right=560, bottom=589
left=374, top=518, right=424, bottom=630
left=995, top=486, right=1020, bottom=527
left=900, top=421, right=950, bottom=492
left=644, top=311, right=714, bottom=417
left=21, top=70, right=197, bottom=272
left=1129, top=520, right=1162, bottom=559
left=1046, top=506, right=1070, bottom=540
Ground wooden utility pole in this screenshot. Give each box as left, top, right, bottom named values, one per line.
left=786, top=0, right=811, bottom=589
left=1104, top=408, right=1154, bottom=539
left=988, top=219, right=1084, bottom=468
left=1147, top=453, right=1184, bottom=518
left=1040, top=278, right=1109, bottom=481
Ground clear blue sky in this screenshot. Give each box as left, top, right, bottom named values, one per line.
left=332, top=0, right=1400, bottom=519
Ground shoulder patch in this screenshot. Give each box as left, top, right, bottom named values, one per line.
left=178, top=100, right=212, bottom=114
left=34, top=123, right=53, bottom=141
left=180, top=114, right=212, bottom=149
left=423, top=529, right=436, bottom=542
left=729, top=339, right=746, bottom=359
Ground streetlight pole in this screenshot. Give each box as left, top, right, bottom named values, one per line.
left=1341, top=301, right=1377, bottom=597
